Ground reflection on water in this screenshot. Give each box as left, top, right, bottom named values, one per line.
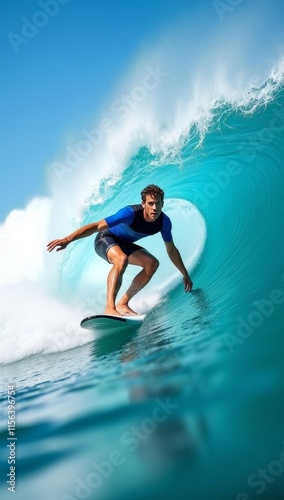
left=1, top=278, right=284, bottom=500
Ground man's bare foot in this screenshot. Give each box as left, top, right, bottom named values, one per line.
left=104, top=307, right=123, bottom=316
left=116, top=304, right=137, bottom=316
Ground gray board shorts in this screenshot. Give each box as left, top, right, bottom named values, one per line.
left=94, top=230, right=143, bottom=263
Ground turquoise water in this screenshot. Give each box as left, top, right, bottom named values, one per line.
left=1, top=53, right=284, bottom=500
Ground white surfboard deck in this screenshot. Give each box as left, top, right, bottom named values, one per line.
left=80, top=314, right=145, bottom=334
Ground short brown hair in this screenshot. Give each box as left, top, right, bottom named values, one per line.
left=141, top=184, right=164, bottom=203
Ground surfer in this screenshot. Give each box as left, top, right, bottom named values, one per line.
left=47, top=184, right=193, bottom=316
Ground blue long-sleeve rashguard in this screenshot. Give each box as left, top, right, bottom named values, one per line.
left=104, top=204, right=173, bottom=243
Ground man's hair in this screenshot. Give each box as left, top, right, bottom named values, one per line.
left=141, top=184, right=164, bottom=203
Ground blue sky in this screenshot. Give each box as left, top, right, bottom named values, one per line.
left=1, top=0, right=284, bottom=221
left=0, top=0, right=195, bottom=220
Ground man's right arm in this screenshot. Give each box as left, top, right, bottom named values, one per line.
left=47, top=219, right=108, bottom=252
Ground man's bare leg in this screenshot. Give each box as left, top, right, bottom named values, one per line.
left=104, top=247, right=128, bottom=316
left=116, top=249, right=159, bottom=315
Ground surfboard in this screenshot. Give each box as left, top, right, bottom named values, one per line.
left=80, top=314, right=145, bottom=334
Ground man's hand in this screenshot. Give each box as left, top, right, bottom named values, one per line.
left=47, top=220, right=106, bottom=253
left=47, top=238, right=69, bottom=252
left=164, top=241, right=193, bottom=292
left=183, top=274, right=193, bottom=292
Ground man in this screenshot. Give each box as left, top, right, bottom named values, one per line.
left=47, top=184, right=193, bottom=316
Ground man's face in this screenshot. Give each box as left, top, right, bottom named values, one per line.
left=142, top=194, right=163, bottom=222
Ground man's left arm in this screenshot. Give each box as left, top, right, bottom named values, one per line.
left=164, top=240, right=193, bottom=292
